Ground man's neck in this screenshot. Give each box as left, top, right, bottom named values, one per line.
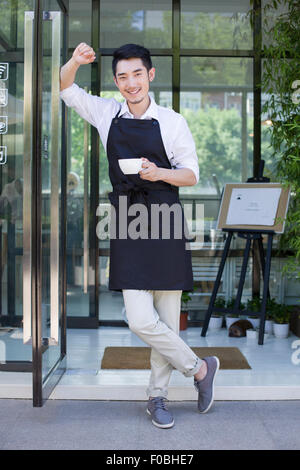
left=127, top=95, right=151, bottom=119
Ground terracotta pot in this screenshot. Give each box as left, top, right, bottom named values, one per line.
left=180, top=311, right=188, bottom=330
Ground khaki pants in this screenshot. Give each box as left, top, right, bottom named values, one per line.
left=122, top=289, right=203, bottom=398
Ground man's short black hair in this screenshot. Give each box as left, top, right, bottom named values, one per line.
left=112, top=44, right=152, bottom=77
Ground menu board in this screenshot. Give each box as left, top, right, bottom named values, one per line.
left=217, top=183, right=290, bottom=234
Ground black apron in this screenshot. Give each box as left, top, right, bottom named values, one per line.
left=106, top=107, right=193, bottom=292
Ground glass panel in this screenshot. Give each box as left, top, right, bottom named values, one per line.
left=0, top=0, right=34, bottom=363
left=99, top=256, right=126, bottom=321
left=69, top=0, right=92, bottom=48
left=0, top=1, right=13, bottom=48
left=0, top=0, right=34, bottom=49
left=181, top=0, right=252, bottom=50
left=99, top=55, right=172, bottom=321
left=180, top=57, right=253, bottom=249
left=100, top=0, right=172, bottom=48
left=180, top=57, right=253, bottom=191
left=189, top=257, right=227, bottom=322
left=261, top=61, right=296, bottom=181
left=261, top=0, right=289, bottom=48
left=66, top=65, right=91, bottom=318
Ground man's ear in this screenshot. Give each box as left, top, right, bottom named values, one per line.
left=113, top=76, right=119, bottom=89
left=149, top=67, right=155, bottom=82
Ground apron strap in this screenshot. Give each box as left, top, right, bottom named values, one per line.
left=113, top=105, right=122, bottom=120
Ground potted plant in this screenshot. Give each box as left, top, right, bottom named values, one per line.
left=246, top=296, right=261, bottom=329
left=180, top=291, right=191, bottom=331
left=273, top=304, right=292, bottom=339
left=246, top=328, right=259, bottom=340
left=225, top=297, right=244, bottom=329
left=264, top=297, right=279, bottom=335
left=208, top=296, right=225, bottom=330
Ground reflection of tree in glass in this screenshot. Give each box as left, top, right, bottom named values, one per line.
left=100, top=7, right=172, bottom=49
left=181, top=11, right=251, bottom=50
left=181, top=57, right=252, bottom=88
left=181, top=107, right=275, bottom=191
left=0, top=0, right=35, bottom=48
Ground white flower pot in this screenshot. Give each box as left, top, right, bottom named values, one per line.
left=226, top=315, right=239, bottom=329
left=246, top=329, right=269, bottom=341
left=264, top=319, right=274, bottom=335
left=246, top=328, right=258, bottom=340
left=247, top=316, right=260, bottom=329
left=208, top=316, right=223, bottom=330
left=273, top=322, right=289, bottom=339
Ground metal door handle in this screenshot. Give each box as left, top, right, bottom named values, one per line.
left=49, top=11, right=61, bottom=344
left=23, top=11, right=61, bottom=345
left=83, top=88, right=89, bottom=293
left=23, top=12, right=34, bottom=344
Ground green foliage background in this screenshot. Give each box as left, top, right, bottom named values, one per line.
left=256, top=0, right=300, bottom=280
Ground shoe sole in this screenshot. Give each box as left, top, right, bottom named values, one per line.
left=146, top=408, right=175, bottom=429
left=198, top=356, right=220, bottom=414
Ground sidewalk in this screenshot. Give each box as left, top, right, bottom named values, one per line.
left=0, top=399, right=299, bottom=450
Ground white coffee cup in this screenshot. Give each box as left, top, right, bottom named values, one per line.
left=118, top=158, right=144, bottom=174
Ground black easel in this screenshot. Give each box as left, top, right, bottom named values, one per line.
left=201, top=161, right=274, bottom=345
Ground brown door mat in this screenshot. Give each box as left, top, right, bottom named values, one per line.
left=101, top=346, right=251, bottom=370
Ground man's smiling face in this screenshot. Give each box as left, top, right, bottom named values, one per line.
left=113, top=57, right=155, bottom=106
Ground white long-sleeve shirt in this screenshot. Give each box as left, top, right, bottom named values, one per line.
left=59, top=83, right=199, bottom=183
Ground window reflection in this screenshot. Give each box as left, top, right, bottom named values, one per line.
left=180, top=57, right=253, bottom=195
left=100, top=0, right=172, bottom=48
left=181, top=0, right=252, bottom=50
left=69, top=0, right=92, bottom=48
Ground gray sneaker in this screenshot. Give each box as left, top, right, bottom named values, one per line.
left=194, top=356, right=220, bottom=413
left=146, top=397, right=174, bottom=429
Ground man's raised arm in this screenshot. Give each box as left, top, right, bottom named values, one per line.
left=60, top=43, right=96, bottom=91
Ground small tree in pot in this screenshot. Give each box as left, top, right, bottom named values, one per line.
left=273, top=303, right=292, bottom=339
left=264, top=297, right=279, bottom=335
left=209, top=296, right=225, bottom=330
left=246, top=296, right=261, bottom=329
left=225, top=297, right=245, bottom=329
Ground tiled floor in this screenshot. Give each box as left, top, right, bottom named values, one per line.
left=1, top=325, right=299, bottom=400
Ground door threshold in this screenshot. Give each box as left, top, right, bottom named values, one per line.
left=49, top=384, right=300, bottom=401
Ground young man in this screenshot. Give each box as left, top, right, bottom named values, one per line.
left=60, top=43, right=219, bottom=429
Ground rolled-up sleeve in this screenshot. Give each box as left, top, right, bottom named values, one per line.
left=59, top=83, right=117, bottom=129
left=171, top=115, right=199, bottom=184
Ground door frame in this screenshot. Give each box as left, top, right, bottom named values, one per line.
left=31, top=0, right=69, bottom=407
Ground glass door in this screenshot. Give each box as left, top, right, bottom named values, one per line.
left=32, top=0, right=67, bottom=406
left=0, top=0, right=67, bottom=405
left=24, top=0, right=67, bottom=406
